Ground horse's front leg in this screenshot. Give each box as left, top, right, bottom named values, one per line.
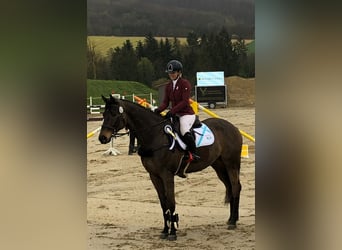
left=164, top=208, right=179, bottom=241
left=149, top=173, right=169, bottom=238
left=149, top=172, right=179, bottom=240
left=163, top=172, right=178, bottom=241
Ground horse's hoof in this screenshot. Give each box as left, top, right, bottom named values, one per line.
left=167, top=234, right=177, bottom=241
left=228, top=224, right=237, bottom=230
left=160, top=232, right=168, bottom=239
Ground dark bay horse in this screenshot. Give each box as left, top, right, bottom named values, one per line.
left=98, top=95, right=242, bottom=241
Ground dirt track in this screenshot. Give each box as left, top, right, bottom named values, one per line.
left=87, top=107, right=255, bottom=249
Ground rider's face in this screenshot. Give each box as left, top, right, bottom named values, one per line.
left=168, top=71, right=179, bottom=80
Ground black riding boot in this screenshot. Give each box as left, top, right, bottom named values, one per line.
left=183, top=132, right=200, bottom=161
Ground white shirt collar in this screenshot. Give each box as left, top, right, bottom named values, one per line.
left=172, top=77, right=179, bottom=90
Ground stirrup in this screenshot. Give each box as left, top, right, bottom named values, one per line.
left=177, top=171, right=187, bottom=178
left=188, top=151, right=200, bottom=162
left=176, top=156, right=191, bottom=178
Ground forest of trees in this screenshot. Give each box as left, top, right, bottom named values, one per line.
left=87, top=28, right=255, bottom=87
left=87, top=0, right=254, bottom=38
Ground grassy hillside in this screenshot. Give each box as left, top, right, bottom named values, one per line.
left=87, top=79, right=158, bottom=105
left=88, top=36, right=187, bottom=57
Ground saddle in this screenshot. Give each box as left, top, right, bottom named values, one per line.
left=166, top=115, right=214, bottom=150
left=164, top=115, right=215, bottom=178
left=172, top=115, right=202, bottom=139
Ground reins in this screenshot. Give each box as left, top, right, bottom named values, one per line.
left=112, top=131, right=129, bottom=138
left=128, top=116, right=172, bottom=153
left=131, top=117, right=171, bottom=134
left=120, top=103, right=173, bottom=153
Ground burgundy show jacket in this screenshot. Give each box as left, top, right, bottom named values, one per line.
left=158, top=78, right=194, bottom=116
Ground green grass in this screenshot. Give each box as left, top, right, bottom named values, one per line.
left=87, top=79, right=159, bottom=105
left=246, top=40, right=255, bottom=54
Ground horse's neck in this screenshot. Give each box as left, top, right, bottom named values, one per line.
left=124, top=102, right=164, bottom=142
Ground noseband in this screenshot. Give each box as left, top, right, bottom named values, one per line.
left=101, top=124, right=117, bottom=134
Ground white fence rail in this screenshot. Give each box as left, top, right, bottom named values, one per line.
left=87, top=93, right=156, bottom=114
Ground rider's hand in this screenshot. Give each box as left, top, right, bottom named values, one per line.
left=165, top=111, right=173, bottom=119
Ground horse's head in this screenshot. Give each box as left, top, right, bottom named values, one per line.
left=98, top=95, right=127, bottom=144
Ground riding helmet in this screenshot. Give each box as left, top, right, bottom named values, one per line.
left=165, top=60, right=183, bottom=73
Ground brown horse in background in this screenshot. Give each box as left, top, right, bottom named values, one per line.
left=98, top=95, right=242, bottom=241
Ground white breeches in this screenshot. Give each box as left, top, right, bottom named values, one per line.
left=179, top=114, right=196, bottom=135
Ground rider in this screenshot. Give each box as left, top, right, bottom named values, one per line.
left=154, top=59, right=200, bottom=163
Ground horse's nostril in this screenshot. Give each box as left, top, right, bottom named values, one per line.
left=99, top=135, right=108, bottom=144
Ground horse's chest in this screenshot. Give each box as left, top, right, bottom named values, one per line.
left=141, top=157, right=176, bottom=174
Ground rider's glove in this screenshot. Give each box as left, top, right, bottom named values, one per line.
left=165, top=111, right=174, bottom=119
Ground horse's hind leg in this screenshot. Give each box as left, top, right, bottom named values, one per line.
left=211, top=159, right=235, bottom=226
left=212, top=156, right=241, bottom=230
left=226, top=157, right=241, bottom=229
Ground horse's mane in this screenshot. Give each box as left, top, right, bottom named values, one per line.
left=119, top=98, right=159, bottom=116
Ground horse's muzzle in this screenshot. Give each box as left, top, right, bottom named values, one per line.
left=99, top=134, right=110, bottom=144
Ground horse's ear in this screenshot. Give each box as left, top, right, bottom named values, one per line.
left=101, top=95, right=108, bottom=103
left=109, top=94, right=119, bottom=104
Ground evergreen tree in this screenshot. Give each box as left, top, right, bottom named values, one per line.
left=159, top=38, right=173, bottom=61
left=186, top=31, right=199, bottom=48
left=184, top=31, right=200, bottom=83
left=171, top=37, right=182, bottom=61
left=96, top=57, right=110, bottom=80
left=136, top=40, right=145, bottom=60
left=197, top=33, right=211, bottom=71
left=155, top=38, right=174, bottom=79
left=214, top=27, right=234, bottom=76
left=144, top=32, right=159, bottom=62
left=246, top=53, right=255, bottom=77
left=232, top=38, right=250, bottom=77
left=137, top=57, right=155, bottom=87
left=109, top=40, right=138, bottom=80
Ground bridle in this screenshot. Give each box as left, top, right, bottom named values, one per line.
left=101, top=124, right=118, bottom=137
left=100, top=107, right=127, bottom=136
left=101, top=104, right=171, bottom=137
